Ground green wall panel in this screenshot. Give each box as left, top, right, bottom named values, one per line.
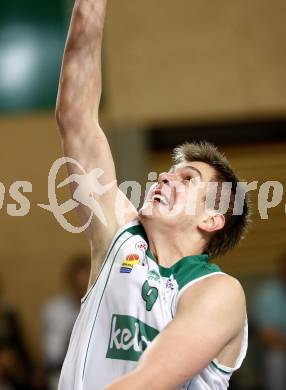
left=0, top=0, right=68, bottom=112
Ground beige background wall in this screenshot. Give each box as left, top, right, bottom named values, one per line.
left=105, top=0, right=286, bottom=125
left=0, top=114, right=87, bottom=357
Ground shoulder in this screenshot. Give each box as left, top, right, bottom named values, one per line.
left=202, top=273, right=245, bottom=295
left=178, top=274, right=246, bottom=331
left=107, top=218, right=142, bottom=242
left=180, top=273, right=245, bottom=307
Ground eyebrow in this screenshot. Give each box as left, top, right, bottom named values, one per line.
left=169, top=165, right=202, bottom=179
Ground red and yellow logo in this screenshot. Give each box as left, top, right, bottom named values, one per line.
left=120, top=254, right=140, bottom=274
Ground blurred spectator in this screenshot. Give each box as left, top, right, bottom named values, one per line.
left=0, top=275, right=31, bottom=389
left=253, top=253, right=286, bottom=390
left=41, top=255, right=90, bottom=390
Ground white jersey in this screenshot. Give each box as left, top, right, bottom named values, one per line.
left=59, top=220, right=248, bottom=390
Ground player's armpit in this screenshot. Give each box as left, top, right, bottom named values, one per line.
left=61, top=129, right=138, bottom=288
left=103, top=274, right=246, bottom=390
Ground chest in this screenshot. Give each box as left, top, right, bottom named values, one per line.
left=104, top=235, right=178, bottom=324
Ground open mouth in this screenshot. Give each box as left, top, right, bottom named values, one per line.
left=152, top=193, right=169, bottom=206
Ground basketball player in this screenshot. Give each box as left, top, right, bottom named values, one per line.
left=55, top=0, right=250, bottom=389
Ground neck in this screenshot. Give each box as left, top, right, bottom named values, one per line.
left=140, top=219, right=206, bottom=268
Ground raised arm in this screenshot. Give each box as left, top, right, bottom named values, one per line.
left=56, top=0, right=106, bottom=130
left=55, top=0, right=137, bottom=282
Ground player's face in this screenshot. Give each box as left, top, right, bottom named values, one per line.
left=140, top=161, right=217, bottom=227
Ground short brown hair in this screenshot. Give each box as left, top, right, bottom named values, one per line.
left=173, top=141, right=250, bottom=259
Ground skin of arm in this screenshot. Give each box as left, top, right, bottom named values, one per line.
left=103, top=274, right=246, bottom=390
left=55, top=0, right=137, bottom=285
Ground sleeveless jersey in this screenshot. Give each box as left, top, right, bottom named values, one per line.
left=59, top=220, right=248, bottom=390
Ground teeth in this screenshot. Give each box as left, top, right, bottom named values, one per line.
left=152, top=194, right=168, bottom=205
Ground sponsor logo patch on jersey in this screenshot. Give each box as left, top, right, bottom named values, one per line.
left=120, top=253, right=140, bottom=274
left=135, top=241, right=147, bottom=252
left=165, top=275, right=177, bottom=292
left=147, top=269, right=160, bottom=283
left=106, top=314, right=159, bottom=361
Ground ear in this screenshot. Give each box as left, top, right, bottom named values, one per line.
left=198, top=213, right=225, bottom=233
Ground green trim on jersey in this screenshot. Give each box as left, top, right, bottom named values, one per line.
left=159, top=256, right=221, bottom=290
left=125, top=223, right=221, bottom=291
left=125, top=224, right=148, bottom=241
left=211, top=360, right=232, bottom=375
